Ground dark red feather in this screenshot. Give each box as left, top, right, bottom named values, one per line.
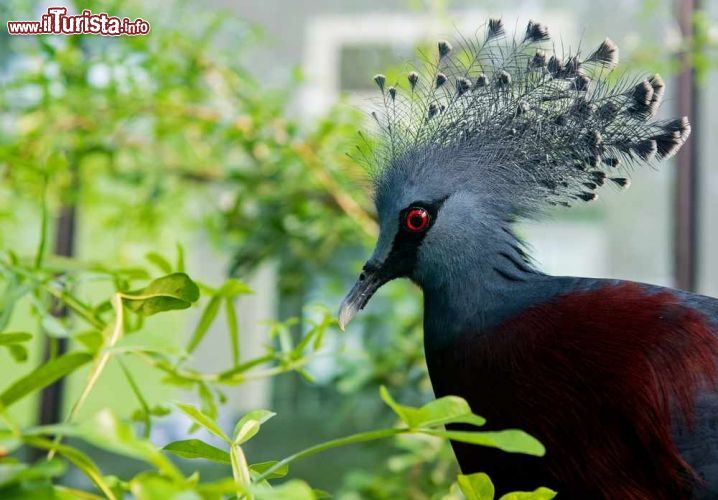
left=431, top=282, right=718, bottom=499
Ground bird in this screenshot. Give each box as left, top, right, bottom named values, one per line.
left=337, top=18, right=718, bottom=499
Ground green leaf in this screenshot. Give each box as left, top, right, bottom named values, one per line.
left=28, top=409, right=182, bottom=482
left=379, top=385, right=406, bottom=419
left=176, top=403, right=230, bottom=443
left=217, top=278, right=253, bottom=297
left=7, top=346, right=27, bottom=363
left=0, top=352, right=92, bottom=409
left=22, top=436, right=116, bottom=500
left=225, top=297, right=240, bottom=366
left=55, top=484, right=109, bottom=499
left=0, top=459, right=66, bottom=488
left=249, top=461, right=288, bottom=479
left=163, top=439, right=230, bottom=464
left=0, top=464, right=27, bottom=487
left=186, top=295, right=221, bottom=353
left=233, top=409, right=276, bottom=445
left=379, top=386, right=485, bottom=429
left=197, top=382, right=218, bottom=421
left=423, top=429, right=545, bottom=456
left=457, top=472, right=495, bottom=500
left=150, top=405, right=171, bottom=417
left=0, top=281, right=34, bottom=333
left=194, top=477, right=240, bottom=496
left=122, top=273, right=199, bottom=316
left=252, top=479, right=315, bottom=500
left=93, top=300, right=113, bottom=316
left=296, top=368, right=315, bottom=383
left=412, top=396, right=486, bottom=428
left=499, top=487, right=557, bottom=500
left=0, top=333, right=32, bottom=345
left=294, top=323, right=322, bottom=355
left=11, top=459, right=66, bottom=485
left=0, top=481, right=56, bottom=499
left=129, top=471, right=199, bottom=500
left=175, top=243, right=185, bottom=273
left=72, top=331, right=104, bottom=354
left=145, top=252, right=172, bottom=274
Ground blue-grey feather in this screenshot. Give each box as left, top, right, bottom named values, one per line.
left=356, top=18, right=713, bottom=495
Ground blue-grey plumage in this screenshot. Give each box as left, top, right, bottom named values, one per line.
left=338, top=18, right=716, bottom=499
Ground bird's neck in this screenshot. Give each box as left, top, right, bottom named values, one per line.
left=420, top=234, right=573, bottom=352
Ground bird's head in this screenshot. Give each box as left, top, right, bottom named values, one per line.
left=338, top=148, right=505, bottom=330
left=339, top=18, right=690, bottom=330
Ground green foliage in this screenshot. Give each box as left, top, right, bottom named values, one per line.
left=176, top=403, right=232, bottom=444
left=457, top=473, right=495, bottom=500
left=0, top=1, right=564, bottom=497
left=0, top=352, right=93, bottom=409
left=0, top=0, right=373, bottom=290
left=425, top=430, right=544, bottom=457
left=0, top=242, right=552, bottom=497
left=233, top=410, right=276, bottom=445
left=0, top=458, right=66, bottom=489
left=0, top=333, right=32, bottom=362
left=164, top=439, right=231, bottom=464
left=122, top=273, right=200, bottom=316
left=456, top=472, right=556, bottom=500
left=379, top=386, right=486, bottom=429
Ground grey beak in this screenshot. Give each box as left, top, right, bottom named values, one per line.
left=338, top=268, right=384, bottom=331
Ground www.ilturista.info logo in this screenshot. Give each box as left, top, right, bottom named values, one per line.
left=7, top=7, right=150, bottom=36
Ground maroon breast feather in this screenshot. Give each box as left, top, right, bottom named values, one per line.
left=449, top=283, right=718, bottom=499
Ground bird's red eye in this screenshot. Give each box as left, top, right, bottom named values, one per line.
left=404, top=207, right=430, bottom=232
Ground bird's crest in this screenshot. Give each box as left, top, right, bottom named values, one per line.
left=357, top=19, right=690, bottom=215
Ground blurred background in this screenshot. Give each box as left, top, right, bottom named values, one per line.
left=1, top=0, right=717, bottom=497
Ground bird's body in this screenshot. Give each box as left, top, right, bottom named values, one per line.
left=424, top=270, right=718, bottom=499
left=337, top=18, right=714, bottom=498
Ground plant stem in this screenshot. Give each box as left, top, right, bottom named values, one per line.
left=236, top=356, right=318, bottom=383
left=129, top=349, right=319, bottom=385
left=48, top=293, right=124, bottom=459
left=26, top=435, right=117, bottom=500
left=118, top=358, right=152, bottom=438
left=1, top=263, right=105, bottom=331
left=34, top=178, right=48, bottom=270
left=44, top=285, right=106, bottom=330
left=71, top=293, right=124, bottom=418
left=254, top=427, right=407, bottom=482
left=0, top=409, right=20, bottom=437
left=54, top=486, right=104, bottom=500
left=231, top=443, right=252, bottom=499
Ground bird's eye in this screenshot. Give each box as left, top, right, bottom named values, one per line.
left=404, top=207, right=430, bottom=232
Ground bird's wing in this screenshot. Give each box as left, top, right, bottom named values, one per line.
left=675, top=391, right=718, bottom=499
left=434, top=278, right=718, bottom=498
left=670, top=286, right=718, bottom=329
left=648, top=285, right=718, bottom=497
